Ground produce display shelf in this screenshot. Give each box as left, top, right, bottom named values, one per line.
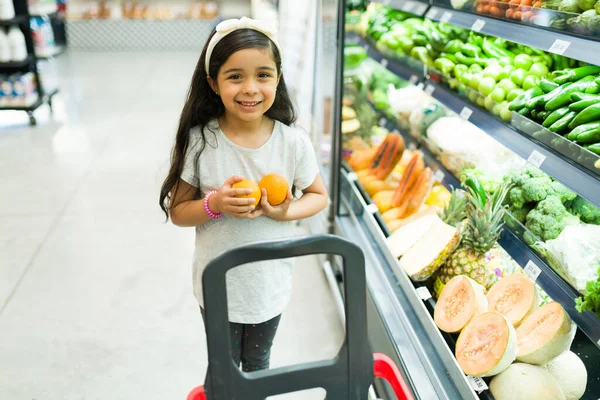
left=361, top=103, right=600, bottom=351
left=0, top=97, right=42, bottom=111
left=0, top=15, right=27, bottom=26
left=423, top=78, right=600, bottom=209
left=346, top=33, right=425, bottom=83
left=499, top=223, right=600, bottom=348
left=371, top=0, right=430, bottom=17
left=0, top=55, right=35, bottom=69
left=425, top=5, right=600, bottom=67
left=338, top=167, right=480, bottom=400
left=346, top=31, right=600, bottom=208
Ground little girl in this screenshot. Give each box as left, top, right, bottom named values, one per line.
left=159, top=17, right=328, bottom=377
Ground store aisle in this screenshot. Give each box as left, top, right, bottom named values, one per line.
left=0, top=53, right=343, bottom=400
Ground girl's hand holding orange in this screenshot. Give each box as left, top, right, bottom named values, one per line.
left=211, top=176, right=260, bottom=218
left=256, top=188, right=293, bottom=221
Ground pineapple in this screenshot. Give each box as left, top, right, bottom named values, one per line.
left=437, top=182, right=511, bottom=290
left=438, top=187, right=467, bottom=228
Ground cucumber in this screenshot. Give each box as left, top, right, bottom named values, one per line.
left=568, top=103, right=600, bottom=129
left=576, top=128, right=600, bottom=144
left=569, top=98, right=600, bottom=112
left=586, top=143, right=600, bottom=154
left=542, top=107, right=570, bottom=128
left=549, top=110, right=577, bottom=133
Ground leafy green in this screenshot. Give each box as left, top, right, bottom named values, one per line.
left=575, top=266, right=600, bottom=317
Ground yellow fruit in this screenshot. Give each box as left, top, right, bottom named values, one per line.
left=364, top=179, right=396, bottom=197
left=372, top=190, right=395, bottom=213
left=425, top=185, right=452, bottom=208
left=259, top=173, right=289, bottom=206
left=232, top=179, right=261, bottom=206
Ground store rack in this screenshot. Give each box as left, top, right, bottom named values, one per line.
left=346, top=31, right=600, bottom=209
left=323, top=0, right=600, bottom=398
left=0, top=0, right=60, bottom=125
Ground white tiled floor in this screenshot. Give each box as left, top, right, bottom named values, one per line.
left=0, top=52, right=343, bottom=400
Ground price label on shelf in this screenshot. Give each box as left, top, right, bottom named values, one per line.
left=548, top=39, right=571, bottom=55
left=459, top=106, right=473, bottom=121
left=347, top=172, right=358, bottom=182
left=414, top=3, right=428, bottom=15
left=380, top=58, right=389, bottom=68
left=409, top=75, right=419, bottom=84
left=416, top=286, right=432, bottom=301
left=527, top=149, right=546, bottom=168
left=366, top=203, right=379, bottom=214
left=440, top=11, right=453, bottom=23
left=471, top=19, right=486, bottom=32
left=524, top=260, right=542, bottom=281
left=467, top=376, right=489, bottom=393
left=434, top=169, right=445, bottom=183
left=425, top=84, right=435, bottom=95
left=427, top=8, right=439, bottom=19
left=402, top=1, right=415, bottom=12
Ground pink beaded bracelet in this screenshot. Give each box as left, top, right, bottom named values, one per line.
left=204, top=190, right=223, bottom=219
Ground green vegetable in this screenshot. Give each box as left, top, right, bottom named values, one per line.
left=482, top=38, right=515, bottom=59
left=570, top=92, right=600, bottom=102
left=518, top=107, right=532, bottom=117
left=529, top=62, right=550, bottom=78
left=439, top=52, right=458, bottom=63
left=569, top=98, right=600, bottom=111
left=542, top=106, right=571, bottom=128
left=577, top=0, right=596, bottom=12
left=462, top=43, right=483, bottom=58
left=514, top=54, right=534, bottom=70
left=509, top=87, right=543, bottom=111
left=559, top=0, right=583, bottom=13
left=568, top=103, right=600, bottom=128
left=507, top=88, right=525, bottom=102
left=549, top=110, right=577, bottom=133
left=434, top=58, right=456, bottom=76
left=525, top=195, right=581, bottom=241
left=545, top=76, right=597, bottom=111
left=507, top=166, right=577, bottom=209
left=463, top=174, right=488, bottom=206
left=523, top=75, right=541, bottom=90
left=552, top=65, right=600, bottom=84
left=575, top=128, right=600, bottom=143
left=456, top=52, right=488, bottom=67
left=510, top=68, right=528, bottom=86
left=491, top=87, right=506, bottom=102
left=525, top=93, right=548, bottom=109
left=575, top=266, right=600, bottom=318
left=568, top=121, right=600, bottom=138
left=410, top=46, right=433, bottom=66
left=478, top=76, right=496, bottom=96
left=585, top=143, right=600, bottom=154
left=540, top=79, right=560, bottom=93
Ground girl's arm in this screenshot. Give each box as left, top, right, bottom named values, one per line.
left=170, top=177, right=256, bottom=227
left=256, top=174, right=328, bottom=222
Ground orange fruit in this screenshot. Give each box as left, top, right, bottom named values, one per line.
left=259, top=173, right=289, bottom=206
left=232, top=179, right=261, bottom=206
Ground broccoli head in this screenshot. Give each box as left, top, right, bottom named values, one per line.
left=568, top=196, right=600, bottom=224
left=521, top=176, right=554, bottom=202
left=509, top=203, right=534, bottom=223
left=507, top=166, right=577, bottom=210
left=548, top=181, right=577, bottom=203
left=525, top=195, right=581, bottom=241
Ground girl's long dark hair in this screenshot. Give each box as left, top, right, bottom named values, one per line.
left=159, top=28, right=296, bottom=220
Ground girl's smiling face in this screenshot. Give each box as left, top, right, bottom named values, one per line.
left=210, top=47, right=279, bottom=123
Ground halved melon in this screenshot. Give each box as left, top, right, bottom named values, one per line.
left=386, top=214, right=440, bottom=259
left=455, top=312, right=517, bottom=377
left=487, top=274, right=539, bottom=327
left=490, top=363, right=566, bottom=400
left=434, top=276, right=488, bottom=333
left=516, top=302, right=576, bottom=365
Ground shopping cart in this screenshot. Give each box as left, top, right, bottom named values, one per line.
left=186, top=234, right=414, bottom=400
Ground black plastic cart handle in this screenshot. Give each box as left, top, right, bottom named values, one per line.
left=202, top=234, right=373, bottom=399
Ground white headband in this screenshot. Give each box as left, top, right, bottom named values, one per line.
left=205, top=17, right=283, bottom=74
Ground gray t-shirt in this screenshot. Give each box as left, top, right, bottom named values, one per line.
left=180, top=119, right=320, bottom=324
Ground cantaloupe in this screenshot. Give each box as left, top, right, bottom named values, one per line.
left=489, top=363, right=566, bottom=400
left=386, top=214, right=440, bottom=259
left=434, top=276, right=488, bottom=333
left=455, top=312, right=517, bottom=377
left=487, top=274, right=539, bottom=327
left=516, top=302, right=576, bottom=365
left=541, top=351, right=587, bottom=400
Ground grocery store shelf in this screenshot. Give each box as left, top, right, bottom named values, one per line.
left=0, top=15, right=27, bottom=26
left=498, top=224, right=600, bottom=348
left=371, top=0, right=430, bottom=17
left=425, top=6, right=600, bottom=67
left=337, top=168, right=479, bottom=400
left=0, top=97, right=42, bottom=112
left=346, top=32, right=425, bottom=83
left=423, top=78, right=600, bottom=209
left=0, top=55, right=35, bottom=69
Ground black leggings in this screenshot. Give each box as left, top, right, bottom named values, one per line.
left=200, top=308, right=281, bottom=373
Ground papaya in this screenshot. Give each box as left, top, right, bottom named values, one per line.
left=369, top=133, right=405, bottom=180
